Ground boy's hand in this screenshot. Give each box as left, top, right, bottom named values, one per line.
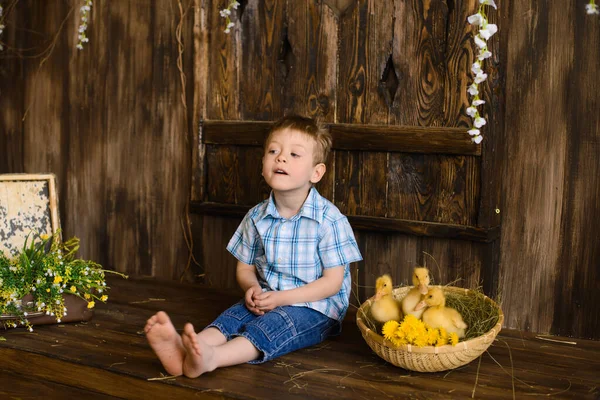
left=253, top=291, right=285, bottom=313
left=245, top=285, right=264, bottom=315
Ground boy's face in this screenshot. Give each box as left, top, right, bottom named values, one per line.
left=262, top=128, right=325, bottom=195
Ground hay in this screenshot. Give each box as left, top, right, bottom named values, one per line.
left=445, top=287, right=500, bottom=340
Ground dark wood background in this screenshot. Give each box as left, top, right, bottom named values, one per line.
left=0, top=0, right=598, bottom=340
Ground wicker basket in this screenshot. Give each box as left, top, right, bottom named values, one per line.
left=356, top=285, right=504, bottom=372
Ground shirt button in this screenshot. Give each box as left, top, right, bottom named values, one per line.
left=277, top=258, right=283, bottom=263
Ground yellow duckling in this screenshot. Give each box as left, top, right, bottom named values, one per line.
left=415, top=287, right=467, bottom=338
left=401, top=267, right=430, bottom=319
left=370, top=274, right=402, bottom=323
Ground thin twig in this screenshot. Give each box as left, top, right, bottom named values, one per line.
left=534, top=336, right=577, bottom=345
left=22, top=6, right=75, bottom=121
left=471, top=354, right=482, bottom=398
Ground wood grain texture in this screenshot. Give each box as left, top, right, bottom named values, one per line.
left=500, top=1, right=571, bottom=336
left=190, top=201, right=499, bottom=242
left=239, top=0, right=285, bottom=119
left=191, top=0, right=210, bottom=202
left=202, top=120, right=481, bottom=155
left=552, top=6, right=599, bottom=339
left=0, top=2, right=25, bottom=173
left=4, top=1, right=194, bottom=281
left=2, top=277, right=599, bottom=399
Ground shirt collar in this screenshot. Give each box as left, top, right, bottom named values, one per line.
left=255, top=187, right=323, bottom=224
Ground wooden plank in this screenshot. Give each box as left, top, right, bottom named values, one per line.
left=0, top=1, right=25, bottom=174
left=391, top=0, right=447, bottom=127
left=0, top=369, right=118, bottom=399
left=239, top=0, right=285, bottom=120
left=387, top=154, right=480, bottom=224
left=330, top=124, right=480, bottom=155
left=189, top=201, right=499, bottom=242
left=191, top=0, right=210, bottom=202
left=202, top=120, right=480, bottom=155
left=284, top=0, right=338, bottom=200
left=553, top=4, right=600, bottom=340
left=499, top=1, right=571, bottom=336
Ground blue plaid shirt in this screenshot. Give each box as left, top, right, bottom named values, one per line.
left=227, top=187, right=363, bottom=321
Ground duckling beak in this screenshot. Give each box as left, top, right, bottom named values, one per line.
left=418, top=284, right=428, bottom=295
left=374, top=290, right=383, bottom=301
left=414, top=300, right=427, bottom=311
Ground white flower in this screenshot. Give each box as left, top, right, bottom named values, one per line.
left=474, top=35, right=487, bottom=49
left=473, top=99, right=486, bottom=106
left=587, top=3, right=600, bottom=14
left=472, top=135, right=484, bottom=144
left=466, top=106, right=478, bottom=117
left=479, top=23, right=498, bottom=40
left=471, top=62, right=482, bottom=75
left=232, top=1, right=240, bottom=9
left=467, top=13, right=485, bottom=26
left=468, top=128, right=480, bottom=136
left=227, top=22, right=235, bottom=29
left=480, top=0, right=497, bottom=9
left=478, top=50, right=493, bottom=60
left=474, top=116, right=487, bottom=128
left=474, top=72, right=488, bottom=84
left=24, top=312, right=28, bottom=316
left=468, top=83, right=479, bottom=96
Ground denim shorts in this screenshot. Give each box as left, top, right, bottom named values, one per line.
left=206, top=301, right=341, bottom=363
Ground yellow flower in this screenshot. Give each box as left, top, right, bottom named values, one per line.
left=87, top=301, right=95, bottom=309
left=53, top=276, right=63, bottom=284
left=84, top=293, right=91, bottom=299
left=40, top=234, right=50, bottom=240
left=382, top=320, right=400, bottom=340
left=46, top=288, right=51, bottom=293
left=70, top=286, right=76, bottom=292
left=426, top=328, right=439, bottom=346
left=449, top=333, right=459, bottom=346
left=100, top=295, right=108, bottom=302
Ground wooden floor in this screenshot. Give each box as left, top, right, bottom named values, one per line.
left=1, top=277, right=599, bottom=399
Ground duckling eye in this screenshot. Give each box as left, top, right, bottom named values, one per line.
left=383, top=283, right=387, bottom=287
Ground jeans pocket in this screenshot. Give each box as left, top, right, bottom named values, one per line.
left=254, top=308, right=294, bottom=342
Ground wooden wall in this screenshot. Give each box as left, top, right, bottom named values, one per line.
left=0, top=0, right=195, bottom=280
left=1, top=0, right=598, bottom=340
left=189, top=0, right=504, bottom=314
left=499, top=2, right=599, bottom=339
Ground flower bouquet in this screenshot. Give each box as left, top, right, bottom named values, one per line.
left=0, top=232, right=127, bottom=331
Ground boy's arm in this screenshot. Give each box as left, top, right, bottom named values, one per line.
left=236, top=261, right=264, bottom=315
left=253, top=265, right=344, bottom=312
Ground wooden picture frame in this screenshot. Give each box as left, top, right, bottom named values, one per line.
left=0, top=173, right=61, bottom=257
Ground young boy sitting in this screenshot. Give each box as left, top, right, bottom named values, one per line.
left=145, top=115, right=362, bottom=378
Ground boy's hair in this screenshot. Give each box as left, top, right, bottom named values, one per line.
left=265, top=115, right=332, bottom=164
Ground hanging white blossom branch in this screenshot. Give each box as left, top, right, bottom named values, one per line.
left=0, top=4, right=5, bottom=51
left=220, top=0, right=240, bottom=34
left=587, top=1, right=599, bottom=14
left=467, top=0, right=498, bottom=144
left=76, top=0, right=92, bottom=50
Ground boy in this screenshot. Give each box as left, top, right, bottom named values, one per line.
left=145, top=115, right=362, bottom=378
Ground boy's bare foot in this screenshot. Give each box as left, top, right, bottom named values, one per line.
left=145, top=311, right=185, bottom=376
left=181, top=323, right=216, bottom=378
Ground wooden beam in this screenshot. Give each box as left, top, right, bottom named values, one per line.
left=201, top=120, right=481, bottom=156
left=189, top=201, right=498, bottom=242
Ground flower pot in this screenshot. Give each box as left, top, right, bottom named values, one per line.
left=0, top=294, right=94, bottom=327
